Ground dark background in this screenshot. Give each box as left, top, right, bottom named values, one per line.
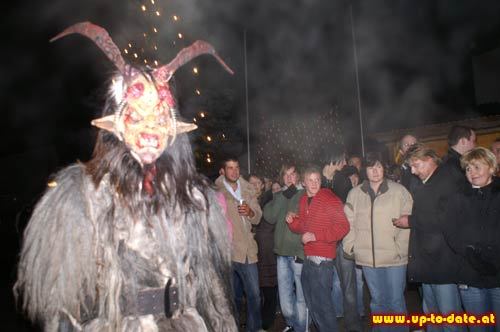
left=2, top=1, right=500, bottom=329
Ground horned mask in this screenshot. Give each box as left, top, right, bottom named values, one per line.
left=51, top=22, right=233, bottom=165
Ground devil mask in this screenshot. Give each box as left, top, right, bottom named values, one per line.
left=51, top=22, right=233, bottom=165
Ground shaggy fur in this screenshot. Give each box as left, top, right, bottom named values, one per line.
left=15, top=83, right=237, bottom=331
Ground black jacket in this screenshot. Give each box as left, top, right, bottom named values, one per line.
left=322, top=168, right=353, bottom=204
left=399, top=163, right=421, bottom=194
left=443, top=177, right=500, bottom=288
left=441, top=148, right=467, bottom=191
left=255, top=189, right=277, bottom=287
left=407, top=165, right=462, bottom=284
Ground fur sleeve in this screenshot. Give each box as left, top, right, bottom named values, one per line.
left=14, top=164, right=97, bottom=327
left=196, top=189, right=238, bottom=331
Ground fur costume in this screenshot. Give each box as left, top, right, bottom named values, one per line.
left=14, top=22, right=237, bottom=331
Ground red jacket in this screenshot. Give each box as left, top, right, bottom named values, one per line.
left=288, top=188, right=349, bottom=259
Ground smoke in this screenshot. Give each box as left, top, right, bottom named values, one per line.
left=3, top=0, right=500, bottom=159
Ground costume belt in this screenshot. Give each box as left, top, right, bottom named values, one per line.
left=123, top=279, right=179, bottom=318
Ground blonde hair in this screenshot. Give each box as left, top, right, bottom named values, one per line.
left=404, top=143, right=441, bottom=165
left=460, top=147, right=498, bottom=173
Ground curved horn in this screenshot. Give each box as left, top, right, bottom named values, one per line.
left=50, top=21, right=127, bottom=74
left=155, top=40, right=234, bottom=82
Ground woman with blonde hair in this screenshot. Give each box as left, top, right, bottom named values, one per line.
left=444, top=147, right=500, bottom=332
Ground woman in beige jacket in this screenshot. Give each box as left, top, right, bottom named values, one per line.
left=343, top=152, right=413, bottom=330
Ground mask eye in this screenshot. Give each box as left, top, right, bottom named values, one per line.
left=124, top=108, right=142, bottom=124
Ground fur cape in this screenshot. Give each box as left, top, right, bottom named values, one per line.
left=15, top=133, right=237, bottom=331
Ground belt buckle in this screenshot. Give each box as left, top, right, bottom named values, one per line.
left=294, top=256, right=304, bottom=264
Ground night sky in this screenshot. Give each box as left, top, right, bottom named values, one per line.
left=3, top=1, right=500, bottom=162
left=1, top=0, right=500, bottom=191
left=2, top=1, right=500, bottom=328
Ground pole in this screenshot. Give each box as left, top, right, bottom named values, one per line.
left=350, top=2, right=365, bottom=157
left=244, top=29, right=251, bottom=173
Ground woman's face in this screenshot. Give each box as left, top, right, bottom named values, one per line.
left=366, top=161, right=384, bottom=184
left=249, top=176, right=264, bottom=195
left=465, top=159, right=494, bottom=187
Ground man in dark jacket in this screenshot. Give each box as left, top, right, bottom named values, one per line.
left=397, top=144, right=465, bottom=332
left=396, top=134, right=420, bottom=193
left=442, top=125, right=476, bottom=190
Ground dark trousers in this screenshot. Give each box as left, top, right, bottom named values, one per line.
left=261, top=286, right=278, bottom=330
left=301, top=258, right=338, bottom=332
left=335, top=242, right=362, bottom=331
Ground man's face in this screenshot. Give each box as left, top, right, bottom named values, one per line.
left=400, top=135, right=417, bottom=154
left=263, top=177, right=272, bottom=191
left=366, top=161, right=384, bottom=184
left=462, top=131, right=477, bottom=153
left=492, top=142, right=500, bottom=167
left=303, top=172, right=321, bottom=197
left=348, top=157, right=362, bottom=171
left=409, top=157, right=437, bottom=181
left=222, top=161, right=240, bottom=183
left=283, top=167, right=298, bottom=187
left=465, top=159, right=494, bottom=188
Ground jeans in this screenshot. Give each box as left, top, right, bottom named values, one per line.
left=301, top=258, right=338, bottom=332
left=459, top=286, right=500, bottom=332
left=362, top=265, right=408, bottom=332
left=277, top=256, right=307, bottom=332
left=233, top=262, right=262, bottom=332
left=331, top=243, right=364, bottom=331
left=422, top=283, right=465, bottom=332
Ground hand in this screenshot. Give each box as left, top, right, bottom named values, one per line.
left=392, top=215, right=410, bottom=228
left=238, top=202, right=254, bottom=217
left=282, top=184, right=297, bottom=199
left=302, top=232, right=316, bottom=244
left=286, top=212, right=297, bottom=224
left=322, top=162, right=341, bottom=180
left=465, top=244, right=497, bottom=276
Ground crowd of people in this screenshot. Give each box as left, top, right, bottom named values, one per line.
left=13, top=21, right=500, bottom=332
left=217, top=127, right=500, bottom=332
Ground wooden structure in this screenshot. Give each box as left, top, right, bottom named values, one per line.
left=371, top=115, right=500, bottom=160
